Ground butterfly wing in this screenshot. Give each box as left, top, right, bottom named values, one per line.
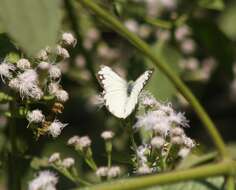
left=98, top=66, right=128, bottom=118
left=124, top=69, right=153, bottom=118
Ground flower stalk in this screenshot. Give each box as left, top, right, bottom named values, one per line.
left=8, top=101, right=21, bottom=190
left=76, top=0, right=228, bottom=158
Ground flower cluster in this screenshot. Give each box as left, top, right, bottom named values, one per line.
left=133, top=91, right=195, bottom=174
left=0, top=32, right=76, bottom=138
left=96, top=166, right=121, bottom=179
left=28, top=170, right=58, bottom=190
left=48, top=152, right=75, bottom=169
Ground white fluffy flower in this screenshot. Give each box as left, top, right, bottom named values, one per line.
left=171, top=136, right=184, bottom=145
left=16, top=69, right=42, bottom=99
left=8, top=78, right=20, bottom=90
left=55, top=45, right=70, bottom=59
left=139, top=91, right=160, bottom=107
left=136, top=164, right=152, bottom=174
left=37, top=49, right=48, bottom=61
left=175, top=25, right=191, bottom=41
left=17, top=59, right=31, bottom=70
left=0, top=62, right=15, bottom=80
left=38, top=61, right=50, bottom=70
left=178, top=147, right=191, bottom=158
left=180, top=38, right=196, bottom=54
left=67, top=135, right=80, bottom=145
left=49, top=65, right=61, bottom=79
left=48, top=120, right=67, bottom=138
left=124, top=19, right=139, bottom=33
left=136, top=145, right=150, bottom=165
left=62, top=32, right=77, bottom=46
left=62, top=157, right=75, bottom=168
left=27, top=109, right=45, bottom=123
left=96, top=167, right=108, bottom=177
left=151, top=136, right=165, bottom=149
left=48, top=152, right=60, bottom=163
left=55, top=89, right=69, bottom=102
left=170, top=127, right=184, bottom=136
left=48, top=83, right=60, bottom=95
left=101, top=131, right=114, bottom=140
left=107, top=166, right=121, bottom=178
left=169, top=112, right=189, bottom=127
left=135, top=110, right=170, bottom=136
left=28, top=170, right=58, bottom=190
left=183, top=136, right=195, bottom=148
left=77, top=136, right=91, bottom=148
left=30, top=87, right=44, bottom=100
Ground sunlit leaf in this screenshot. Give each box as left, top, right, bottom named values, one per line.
left=198, top=0, right=225, bottom=10
left=0, top=0, right=61, bottom=55
left=145, top=41, right=183, bottom=101
left=219, top=2, right=236, bottom=40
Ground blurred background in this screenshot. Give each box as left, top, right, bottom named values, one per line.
left=0, top=0, right=236, bottom=189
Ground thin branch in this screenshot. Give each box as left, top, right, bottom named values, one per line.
left=76, top=160, right=236, bottom=190
left=76, top=0, right=228, bottom=158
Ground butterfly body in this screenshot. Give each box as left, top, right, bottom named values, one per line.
left=97, top=66, right=153, bottom=119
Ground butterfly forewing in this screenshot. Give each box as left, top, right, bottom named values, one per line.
left=124, top=69, right=153, bottom=117
left=98, top=66, right=128, bottom=118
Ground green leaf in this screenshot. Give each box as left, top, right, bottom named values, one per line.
left=0, top=0, right=61, bottom=55
left=145, top=41, right=183, bottom=101
left=219, top=2, right=236, bottom=40
left=176, top=152, right=217, bottom=170
left=144, top=177, right=224, bottom=190
left=30, top=157, right=49, bottom=170
left=198, top=0, right=225, bottom=10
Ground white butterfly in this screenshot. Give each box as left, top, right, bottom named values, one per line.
left=97, top=65, right=153, bottom=119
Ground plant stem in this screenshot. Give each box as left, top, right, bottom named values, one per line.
left=76, top=0, right=228, bottom=158
left=76, top=160, right=236, bottom=190
left=8, top=101, right=21, bottom=190
left=225, top=175, right=235, bottom=190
